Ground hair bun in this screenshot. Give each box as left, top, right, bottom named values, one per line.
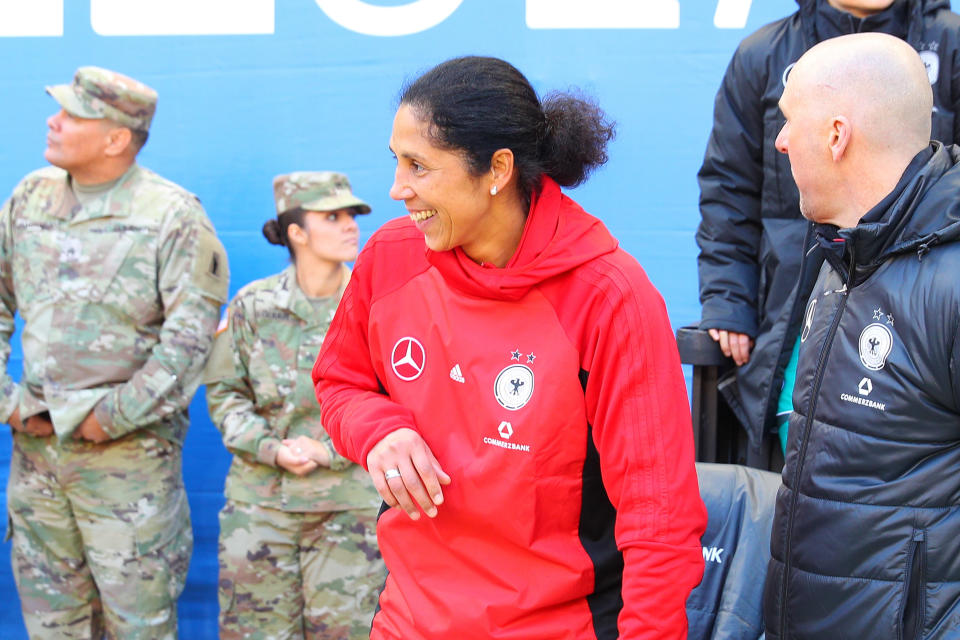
left=539, top=91, right=615, bottom=188
left=262, top=219, right=284, bottom=246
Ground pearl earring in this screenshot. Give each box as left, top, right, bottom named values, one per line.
left=490, top=185, right=498, bottom=196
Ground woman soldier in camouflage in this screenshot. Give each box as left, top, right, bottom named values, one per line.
left=204, top=172, right=385, bottom=639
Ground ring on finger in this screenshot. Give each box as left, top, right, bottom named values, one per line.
left=384, top=468, right=402, bottom=480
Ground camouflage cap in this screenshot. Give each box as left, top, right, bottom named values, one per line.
left=273, top=172, right=372, bottom=216
left=46, top=66, right=157, bottom=133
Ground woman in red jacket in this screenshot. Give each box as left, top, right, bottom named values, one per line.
left=313, top=56, right=705, bottom=640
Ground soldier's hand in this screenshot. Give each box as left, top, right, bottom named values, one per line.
left=276, top=444, right=318, bottom=476
left=8, top=408, right=23, bottom=432
left=367, top=427, right=450, bottom=521
left=24, top=414, right=54, bottom=438
left=76, top=412, right=109, bottom=443
left=9, top=410, right=53, bottom=437
left=281, top=436, right=330, bottom=468
left=708, top=328, right=755, bottom=366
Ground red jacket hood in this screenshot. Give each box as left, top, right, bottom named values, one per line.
left=424, top=176, right=619, bottom=301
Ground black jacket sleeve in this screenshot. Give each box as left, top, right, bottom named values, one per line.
left=696, top=43, right=769, bottom=337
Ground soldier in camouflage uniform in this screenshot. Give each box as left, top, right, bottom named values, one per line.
left=204, top=172, right=384, bottom=640
left=0, top=66, right=229, bottom=639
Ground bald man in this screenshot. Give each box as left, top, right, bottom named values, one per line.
left=764, top=33, right=960, bottom=639
left=696, top=0, right=960, bottom=460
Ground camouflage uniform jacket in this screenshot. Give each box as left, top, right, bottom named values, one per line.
left=0, top=164, right=229, bottom=443
left=205, top=265, right=379, bottom=513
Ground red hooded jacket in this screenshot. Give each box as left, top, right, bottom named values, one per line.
left=314, top=178, right=705, bottom=639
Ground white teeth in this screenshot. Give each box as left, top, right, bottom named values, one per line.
left=409, top=210, right=437, bottom=222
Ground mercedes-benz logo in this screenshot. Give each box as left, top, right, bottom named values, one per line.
left=391, top=337, right=426, bottom=381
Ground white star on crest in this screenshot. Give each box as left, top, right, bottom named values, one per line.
left=886, top=314, right=894, bottom=326
left=872, top=307, right=884, bottom=321
left=511, top=349, right=521, bottom=361
left=526, top=353, right=536, bottom=364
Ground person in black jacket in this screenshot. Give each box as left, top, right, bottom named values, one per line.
left=764, top=32, right=960, bottom=639
left=696, top=0, right=960, bottom=456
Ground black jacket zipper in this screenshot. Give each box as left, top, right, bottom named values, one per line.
left=778, top=244, right=855, bottom=638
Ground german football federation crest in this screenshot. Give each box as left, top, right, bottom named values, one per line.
left=859, top=322, right=893, bottom=371
left=920, top=50, right=940, bottom=85
left=494, top=364, right=534, bottom=410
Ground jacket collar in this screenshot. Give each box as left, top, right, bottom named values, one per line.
left=816, top=143, right=960, bottom=283
left=817, top=0, right=908, bottom=40
left=63, top=163, right=140, bottom=223
left=798, top=0, right=930, bottom=48
left=274, top=263, right=351, bottom=323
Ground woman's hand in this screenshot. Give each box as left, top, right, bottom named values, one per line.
left=9, top=409, right=54, bottom=438
left=367, top=427, right=450, bottom=520
left=281, top=435, right=331, bottom=468
left=76, top=412, right=108, bottom=443
left=276, top=444, right=318, bottom=476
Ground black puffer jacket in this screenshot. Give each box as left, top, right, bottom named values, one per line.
left=696, top=0, right=960, bottom=447
left=764, top=143, right=960, bottom=640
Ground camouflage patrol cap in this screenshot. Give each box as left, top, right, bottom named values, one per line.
left=273, top=172, right=372, bottom=216
left=46, top=66, right=157, bottom=133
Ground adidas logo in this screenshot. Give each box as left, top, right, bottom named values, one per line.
left=449, top=364, right=465, bottom=384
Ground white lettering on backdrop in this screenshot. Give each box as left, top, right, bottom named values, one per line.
left=0, top=0, right=758, bottom=37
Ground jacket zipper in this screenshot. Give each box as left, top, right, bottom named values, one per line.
left=778, top=246, right=854, bottom=638
left=900, top=529, right=927, bottom=640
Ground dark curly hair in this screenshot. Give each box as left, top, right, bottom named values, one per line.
left=399, top=56, right=616, bottom=202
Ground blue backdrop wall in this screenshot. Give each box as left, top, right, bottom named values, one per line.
left=1, top=1, right=952, bottom=637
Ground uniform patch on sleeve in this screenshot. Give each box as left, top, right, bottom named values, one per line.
left=193, top=230, right=229, bottom=302
left=209, top=251, right=223, bottom=279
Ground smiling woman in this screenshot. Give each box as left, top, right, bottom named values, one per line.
left=313, top=56, right=707, bottom=640
left=388, top=57, right=612, bottom=267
